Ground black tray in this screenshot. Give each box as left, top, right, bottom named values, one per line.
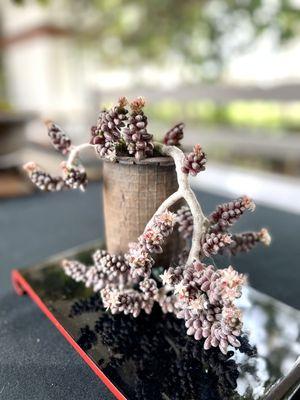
left=12, top=241, right=300, bottom=400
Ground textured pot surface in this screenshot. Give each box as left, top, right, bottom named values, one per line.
left=103, top=156, right=184, bottom=264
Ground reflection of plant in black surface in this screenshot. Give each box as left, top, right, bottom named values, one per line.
left=77, top=325, right=97, bottom=351
left=95, top=308, right=239, bottom=399
left=69, top=292, right=102, bottom=318
left=71, top=294, right=256, bottom=400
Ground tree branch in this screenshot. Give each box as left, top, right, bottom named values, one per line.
left=143, top=143, right=208, bottom=265
left=67, top=143, right=95, bottom=168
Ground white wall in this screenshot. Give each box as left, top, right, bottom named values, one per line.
left=225, top=34, right=300, bottom=86
left=1, top=0, right=87, bottom=119
left=3, top=36, right=86, bottom=115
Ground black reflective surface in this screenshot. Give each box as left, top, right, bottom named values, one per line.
left=20, top=243, right=300, bottom=400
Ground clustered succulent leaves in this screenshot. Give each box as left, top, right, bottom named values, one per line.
left=24, top=97, right=186, bottom=191
left=24, top=96, right=271, bottom=355
left=90, top=96, right=155, bottom=161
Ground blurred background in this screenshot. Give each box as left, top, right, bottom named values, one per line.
left=1, top=5, right=300, bottom=398
left=0, top=0, right=299, bottom=210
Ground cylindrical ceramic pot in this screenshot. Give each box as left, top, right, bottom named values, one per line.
left=102, top=156, right=184, bottom=265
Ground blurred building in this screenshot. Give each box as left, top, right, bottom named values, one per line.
left=226, top=31, right=300, bottom=86
left=0, top=0, right=300, bottom=181
left=0, top=0, right=94, bottom=125
left=3, top=0, right=300, bottom=119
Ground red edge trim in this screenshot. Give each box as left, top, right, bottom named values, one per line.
left=11, top=270, right=127, bottom=400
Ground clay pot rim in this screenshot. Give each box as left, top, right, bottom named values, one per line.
left=103, top=155, right=175, bottom=167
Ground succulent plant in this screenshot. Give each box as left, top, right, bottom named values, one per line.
left=46, top=121, right=72, bottom=155
left=177, top=205, right=194, bottom=239
left=123, top=97, right=154, bottom=160
left=23, top=162, right=65, bottom=192
left=163, top=122, right=184, bottom=146
left=209, top=195, right=255, bottom=232
left=23, top=96, right=271, bottom=355
left=182, top=144, right=207, bottom=176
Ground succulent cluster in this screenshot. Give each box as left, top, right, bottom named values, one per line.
left=61, top=162, right=88, bottom=191
left=90, top=97, right=129, bottom=161
left=63, top=201, right=269, bottom=355
left=63, top=249, right=131, bottom=293
left=24, top=96, right=271, bottom=356
left=126, top=211, right=177, bottom=279
left=23, top=162, right=66, bottom=192
left=175, top=263, right=245, bottom=354
left=229, top=229, right=271, bottom=255
left=163, top=122, right=184, bottom=146
left=64, top=211, right=177, bottom=318
left=92, top=96, right=128, bottom=142
left=24, top=121, right=88, bottom=192
left=24, top=96, right=206, bottom=194
left=63, top=259, right=88, bottom=282
left=176, top=205, right=193, bottom=239
left=158, top=260, right=246, bottom=354
left=89, top=96, right=155, bottom=161
left=23, top=161, right=87, bottom=192
left=182, top=144, right=207, bottom=176
left=176, top=195, right=269, bottom=259
left=209, top=196, right=255, bottom=232
left=201, top=232, right=232, bottom=257
left=46, top=121, right=72, bottom=155
left=123, top=97, right=154, bottom=161
left=208, top=197, right=269, bottom=256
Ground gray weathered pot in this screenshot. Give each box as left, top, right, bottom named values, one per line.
left=102, top=156, right=184, bottom=264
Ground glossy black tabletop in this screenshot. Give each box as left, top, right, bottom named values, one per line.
left=18, top=244, right=300, bottom=400
left=1, top=183, right=300, bottom=400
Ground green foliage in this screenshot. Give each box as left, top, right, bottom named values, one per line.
left=11, top=0, right=300, bottom=78
left=146, top=100, right=300, bottom=134
left=0, top=100, right=13, bottom=111
left=13, top=0, right=49, bottom=5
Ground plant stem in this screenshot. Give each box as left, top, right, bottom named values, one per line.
left=145, top=143, right=208, bottom=264
left=67, top=143, right=94, bottom=168
left=144, top=190, right=182, bottom=230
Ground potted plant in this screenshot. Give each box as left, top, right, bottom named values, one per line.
left=24, top=96, right=271, bottom=355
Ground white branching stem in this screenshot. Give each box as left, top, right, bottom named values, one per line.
left=145, top=191, right=181, bottom=230
left=145, top=143, right=208, bottom=264
left=67, top=143, right=94, bottom=168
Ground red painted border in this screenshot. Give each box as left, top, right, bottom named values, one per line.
left=11, top=270, right=127, bottom=400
